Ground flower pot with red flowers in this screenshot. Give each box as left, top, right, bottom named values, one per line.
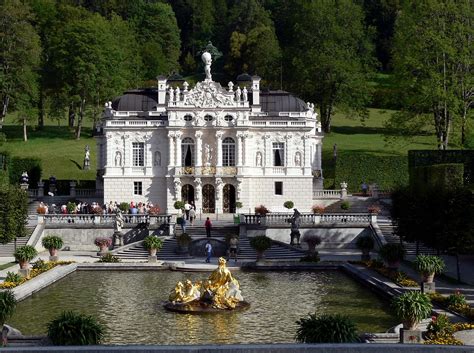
left=94, top=237, right=112, bottom=255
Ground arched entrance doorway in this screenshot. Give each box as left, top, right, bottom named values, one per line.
left=223, top=184, right=236, bottom=213
left=202, top=184, right=215, bottom=213
left=181, top=184, right=195, bottom=204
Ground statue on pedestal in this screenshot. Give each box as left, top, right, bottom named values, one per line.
left=290, top=209, right=302, bottom=246
left=83, top=145, right=90, bottom=170
left=202, top=51, right=212, bottom=81
left=113, top=209, right=124, bottom=248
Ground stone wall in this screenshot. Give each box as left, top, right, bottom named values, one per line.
left=103, top=176, right=167, bottom=208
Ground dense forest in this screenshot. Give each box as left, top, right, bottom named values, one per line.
left=0, top=0, right=472, bottom=149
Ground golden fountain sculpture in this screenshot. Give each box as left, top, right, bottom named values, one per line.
left=164, top=257, right=250, bottom=313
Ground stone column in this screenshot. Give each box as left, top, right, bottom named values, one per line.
left=175, top=132, right=182, bottom=167
left=195, top=131, right=203, bottom=167
left=216, top=131, right=224, bottom=167
left=37, top=181, right=44, bottom=197
left=215, top=177, right=223, bottom=212
left=236, top=132, right=243, bottom=167
left=69, top=181, right=76, bottom=198
left=167, top=132, right=175, bottom=167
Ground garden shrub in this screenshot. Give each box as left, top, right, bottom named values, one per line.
left=47, top=311, right=104, bottom=345
left=295, top=313, right=358, bottom=343
left=412, top=163, right=464, bottom=191
left=8, top=157, right=42, bottom=187
left=97, top=253, right=121, bottom=263
left=335, top=152, right=408, bottom=192
left=0, top=290, right=16, bottom=326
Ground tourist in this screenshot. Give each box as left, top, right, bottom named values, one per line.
left=189, top=207, right=196, bottom=226
left=184, top=201, right=192, bottom=220
left=205, top=240, right=212, bottom=263
left=205, top=217, right=212, bottom=238
left=229, top=236, right=238, bottom=262
left=361, top=181, right=368, bottom=196
left=181, top=217, right=187, bottom=233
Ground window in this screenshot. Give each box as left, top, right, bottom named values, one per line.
left=204, top=115, right=213, bottom=122
left=224, top=115, right=233, bottom=122
left=184, top=114, right=193, bottom=121
left=222, top=137, right=236, bottom=166
left=134, top=181, right=142, bottom=195
left=181, top=137, right=195, bottom=166
left=132, top=142, right=144, bottom=166
left=275, top=182, right=283, bottom=195
left=273, top=142, right=285, bottom=166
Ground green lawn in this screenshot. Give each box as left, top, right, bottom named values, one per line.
left=0, top=115, right=96, bottom=180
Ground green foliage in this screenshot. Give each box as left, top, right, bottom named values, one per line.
left=41, top=235, right=64, bottom=250
left=174, top=201, right=185, bottom=210
left=0, top=290, right=17, bottom=326
left=300, top=253, right=320, bottom=263
left=427, top=314, right=454, bottom=337
left=0, top=185, right=28, bottom=244
left=408, top=150, right=474, bottom=187
left=446, top=292, right=467, bottom=308
left=66, top=202, right=76, bottom=214
left=47, top=311, right=104, bottom=345
left=32, top=259, right=48, bottom=271
left=142, top=236, right=163, bottom=250
left=283, top=201, right=294, bottom=209
left=355, top=236, right=375, bottom=251
left=5, top=271, right=23, bottom=284
left=413, top=164, right=464, bottom=191
left=8, top=156, right=42, bottom=186
left=413, top=255, right=445, bottom=275
left=295, top=313, right=358, bottom=343
left=13, top=245, right=38, bottom=262
left=335, top=152, right=408, bottom=192
left=234, top=201, right=243, bottom=209
left=249, top=235, right=272, bottom=252
left=176, top=232, right=191, bottom=246
left=391, top=291, right=433, bottom=325
left=379, top=243, right=405, bottom=264
left=340, top=201, right=350, bottom=210
left=97, top=253, right=121, bottom=263
left=118, top=202, right=129, bottom=213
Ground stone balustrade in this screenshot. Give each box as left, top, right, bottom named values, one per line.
left=243, top=212, right=374, bottom=226
left=175, top=166, right=237, bottom=176
left=313, top=189, right=343, bottom=199
left=40, top=214, right=172, bottom=227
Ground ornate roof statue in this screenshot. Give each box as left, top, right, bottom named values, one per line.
left=201, top=51, right=212, bottom=81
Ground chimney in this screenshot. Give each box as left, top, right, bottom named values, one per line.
left=251, top=76, right=261, bottom=112
left=157, top=75, right=167, bottom=106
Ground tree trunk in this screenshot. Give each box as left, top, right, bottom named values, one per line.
left=68, top=103, right=75, bottom=128
left=320, top=105, right=333, bottom=133
left=1, top=95, right=9, bottom=129
left=23, top=117, right=27, bottom=142
left=38, top=92, right=44, bottom=129
left=75, top=98, right=85, bottom=140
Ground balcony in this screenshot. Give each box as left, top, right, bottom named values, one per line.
left=174, top=166, right=237, bottom=177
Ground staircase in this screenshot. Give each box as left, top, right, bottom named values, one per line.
left=115, top=219, right=305, bottom=261
left=377, top=217, right=438, bottom=255
left=0, top=226, right=35, bottom=257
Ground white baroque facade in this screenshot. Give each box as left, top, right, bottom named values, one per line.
left=96, top=53, right=324, bottom=214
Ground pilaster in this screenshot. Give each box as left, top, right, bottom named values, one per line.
left=195, top=131, right=203, bottom=167
left=175, top=132, right=182, bottom=167
left=216, top=131, right=224, bottom=167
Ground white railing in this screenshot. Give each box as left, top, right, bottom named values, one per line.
left=106, top=120, right=165, bottom=127
left=41, top=214, right=172, bottom=226
left=313, top=190, right=342, bottom=199
left=243, top=212, right=373, bottom=226
left=272, top=167, right=285, bottom=174
left=250, top=120, right=308, bottom=127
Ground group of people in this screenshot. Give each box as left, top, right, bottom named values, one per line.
left=38, top=201, right=156, bottom=215
left=204, top=236, right=238, bottom=264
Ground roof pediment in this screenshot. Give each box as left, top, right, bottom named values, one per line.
left=179, top=80, right=236, bottom=108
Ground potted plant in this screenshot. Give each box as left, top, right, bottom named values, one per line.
left=174, top=200, right=185, bottom=213
left=176, top=232, right=192, bottom=254
left=379, top=243, right=405, bottom=269
left=41, top=234, right=64, bottom=260
left=118, top=202, right=129, bottom=213
left=311, top=205, right=325, bottom=214
left=143, top=236, right=163, bottom=256
left=148, top=206, right=161, bottom=215
left=355, top=235, right=375, bottom=260
left=249, top=235, right=272, bottom=261
left=413, top=255, right=445, bottom=283
left=234, top=201, right=243, bottom=224
left=94, top=237, right=112, bottom=254
left=47, top=311, right=104, bottom=345
left=391, top=291, right=432, bottom=330
left=283, top=200, right=294, bottom=210
left=13, top=245, right=38, bottom=270
left=254, top=205, right=269, bottom=216
left=66, top=202, right=76, bottom=214
left=302, top=234, right=321, bottom=254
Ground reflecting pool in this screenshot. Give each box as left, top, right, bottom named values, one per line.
left=9, top=270, right=396, bottom=344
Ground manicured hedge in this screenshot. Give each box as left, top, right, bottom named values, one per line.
left=408, top=150, right=474, bottom=186
left=334, top=152, right=408, bottom=192
left=8, top=156, right=42, bottom=187
left=412, top=163, right=464, bottom=191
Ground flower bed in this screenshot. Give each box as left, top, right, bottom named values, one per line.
left=424, top=315, right=474, bottom=345
left=351, top=260, right=419, bottom=287
left=428, top=292, right=474, bottom=320
left=0, top=260, right=75, bottom=289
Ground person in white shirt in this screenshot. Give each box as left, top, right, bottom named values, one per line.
left=184, top=201, right=192, bottom=220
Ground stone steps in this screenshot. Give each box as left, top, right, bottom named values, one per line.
left=0, top=227, right=34, bottom=257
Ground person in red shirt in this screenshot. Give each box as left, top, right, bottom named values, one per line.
left=205, top=217, right=212, bottom=238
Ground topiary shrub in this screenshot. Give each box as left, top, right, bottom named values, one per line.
left=234, top=201, right=243, bottom=209
left=97, top=253, right=121, bottom=263
left=340, top=201, right=350, bottom=210
left=391, top=291, right=432, bottom=330
left=174, top=200, right=185, bottom=210
left=0, top=290, right=16, bottom=327
left=283, top=201, right=294, bottom=209
left=295, top=313, right=358, bottom=343
left=47, top=311, right=104, bottom=345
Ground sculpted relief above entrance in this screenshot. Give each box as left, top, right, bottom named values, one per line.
left=181, top=81, right=235, bottom=108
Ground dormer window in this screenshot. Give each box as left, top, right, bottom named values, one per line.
left=184, top=114, right=193, bottom=121
left=204, top=115, right=213, bottom=122
left=224, top=115, right=233, bottom=122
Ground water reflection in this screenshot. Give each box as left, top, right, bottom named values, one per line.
left=9, top=270, right=396, bottom=344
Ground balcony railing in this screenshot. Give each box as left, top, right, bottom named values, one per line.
left=242, top=212, right=374, bottom=226
left=175, top=166, right=236, bottom=176
left=40, top=214, right=172, bottom=226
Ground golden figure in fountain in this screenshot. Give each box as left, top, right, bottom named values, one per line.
left=164, top=257, right=248, bottom=313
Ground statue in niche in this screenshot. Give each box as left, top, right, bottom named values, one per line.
left=294, top=152, right=302, bottom=167
left=154, top=151, right=161, bottom=166
left=242, top=87, right=248, bottom=102
left=256, top=152, right=262, bottom=166
left=202, top=51, right=212, bottom=81
left=115, top=151, right=122, bottom=167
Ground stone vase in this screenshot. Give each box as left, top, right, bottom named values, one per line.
left=148, top=248, right=157, bottom=257
left=422, top=272, right=435, bottom=283
left=18, top=261, right=29, bottom=270
left=48, top=248, right=59, bottom=262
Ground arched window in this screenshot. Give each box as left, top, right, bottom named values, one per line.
left=204, top=115, right=213, bottom=122
left=222, top=137, right=236, bottom=166
left=184, top=114, right=193, bottom=122
left=181, top=137, right=195, bottom=166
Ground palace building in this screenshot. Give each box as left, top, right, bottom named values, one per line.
left=95, top=52, right=324, bottom=214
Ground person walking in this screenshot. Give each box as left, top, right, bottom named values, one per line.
left=184, top=201, right=192, bottom=220
left=205, top=217, right=212, bottom=238
left=205, top=240, right=213, bottom=263
left=189, top=207, right=196, bottom=226
left=181, top=217, right=187, bottom=233
left=229, top=236, right=238, bottom=262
